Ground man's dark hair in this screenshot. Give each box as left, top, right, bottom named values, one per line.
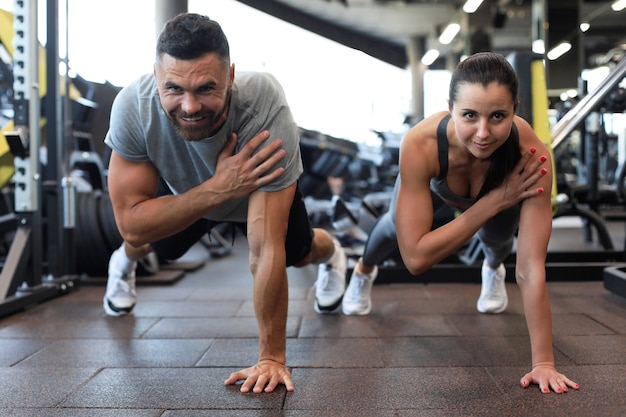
left=156, top=13, right=230, bottom=61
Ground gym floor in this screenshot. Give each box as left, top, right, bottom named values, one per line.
left=0, top=216, right=625, bottom=416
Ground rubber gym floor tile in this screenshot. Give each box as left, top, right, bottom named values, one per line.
left=298, top=313, right=458, bottom=338
left=234, top=299, right=317, bottom=317
left=194, top=338, right=260, bottom=367
left=0, top=339, right=46, bottom=366
left=282, top=411, right=397, bottom=417
left=14, top=339, right=213, bottom=368
left=141, top=316, right=301, bottom=339
left=583, top=307, right=626, bottom=334
left=366, top=283, right=431, bottom=300
left=130, top=286, right=197, bottom=301
left=396, top=406, right=626, bottom=417
left=461, top=335, right=575, bottom=367
left=378, top=336, right=487, bottom=367
left=374, top=295, right=512, bottom=315
left=0, top=368, right=99, bottom=408
left=0, top=316, right=159, bottom=339
left=552, top=335, right=626, bottom=365
left=284, top=337, right=384, bottom=367
left=60, top=367, right=286, bottom=409
left=285, top=367, right=507, bottom=411
left=547, top=281, right=612, bottom=297
left=163, top=411, right=295, bottom=417
left=448, top=311, right=616, bottom=337
left=423, top=283, right=525, bottom=314
left=14, top=298, right=104, bottom=319
left=186, top=287, right=254, bottom=301
left=0, top=410, right=160, bottom=417
left=133, top=300, right=242, bottom=318
left=197, top=337, right=385, bottom=368
left=548, top=294, right=626, bottom=331
left=551, top=313, right=618, bottom=335
left=445, top=313, right=530, bottom=336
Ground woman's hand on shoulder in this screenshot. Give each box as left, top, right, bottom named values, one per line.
left=491, top=147, right=549, bottom=210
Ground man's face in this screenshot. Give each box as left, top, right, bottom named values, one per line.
left=154, top=53, right=233, bottom=141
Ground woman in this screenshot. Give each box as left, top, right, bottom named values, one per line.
left=341, top=52, right=579, bottom=394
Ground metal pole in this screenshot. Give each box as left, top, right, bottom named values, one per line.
left=11, top=0, right=43, bottom=287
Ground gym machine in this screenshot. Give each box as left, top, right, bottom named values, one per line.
left=549, top=56, right=626, bottom=298
left=0, top=0, right=80, bottom=317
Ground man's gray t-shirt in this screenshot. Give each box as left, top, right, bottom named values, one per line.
left=105, top=71, right=303, bottom=222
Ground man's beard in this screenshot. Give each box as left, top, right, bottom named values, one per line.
left=169, top=90, right=231, bottom=142
left=169, top=111, right=213, bottom=142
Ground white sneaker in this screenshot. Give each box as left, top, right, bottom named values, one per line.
left=314, top=239, right=347, bottom=314
left=342, top=265, right=377, bottom=315
left=476, top=260, right=508, bottom=314
left=103, top=247, right=137, bottom=316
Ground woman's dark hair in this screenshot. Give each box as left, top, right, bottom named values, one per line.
left=156, top=13, right=230, bottom=62
left=449, top=52, right=522, bottom=199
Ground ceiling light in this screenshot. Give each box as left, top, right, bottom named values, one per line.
left=439, top=23, right=460, bottom=45
left=532, top=39, right=545, bottom=54
left=579, top=22, right=590, bottom=32
left=463, top=0, right=484, bottom=14
left=421, top=49, right=440, bottom=66
left=611, top=0, right=626, bottom=11
left=547, top=42, right=572, bottom=60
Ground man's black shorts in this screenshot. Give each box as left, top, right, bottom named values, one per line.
left=150, top=182, right=314, bottom=267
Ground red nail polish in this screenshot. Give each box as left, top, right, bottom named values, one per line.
left=537, top=187, right=544, bottom=193
left=574, top=384, right=580, bottom=389
left=541, top=168, right=547, bottom=175
left=540, top=156, right=547, bottom=162
left=530, top=147, right=536, bottom=154
left=543, top=388, right=549, bottom=393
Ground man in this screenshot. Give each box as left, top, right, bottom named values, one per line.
left=103, top=13, right=346, bottom=393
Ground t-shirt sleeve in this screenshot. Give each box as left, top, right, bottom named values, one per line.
left=104, top=81, right=151, bottom=163
left=238, top=73, right=303, bottom=193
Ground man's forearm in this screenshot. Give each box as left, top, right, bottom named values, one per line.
left=252, top=254, right=289, bottom=364
left=117, top=182, right=232, bottom=246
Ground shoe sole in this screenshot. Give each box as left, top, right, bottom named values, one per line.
left=103, top=297, right=135, bottom=316
left=314, top=296, right=343, bottom=314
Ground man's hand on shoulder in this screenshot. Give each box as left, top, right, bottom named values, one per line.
left=212, top=131, right=286, bottom=200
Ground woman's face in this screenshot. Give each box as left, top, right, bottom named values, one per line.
left=449, top=82, right=516, bottom=159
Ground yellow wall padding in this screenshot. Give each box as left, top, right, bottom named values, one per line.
left=0, top=9, right=15, bottom=56
left=530, top=59, right=558, bottom=204
left=0, top=122, right=16, bottom=187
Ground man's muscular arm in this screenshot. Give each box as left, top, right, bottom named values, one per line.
left=109, top=131, right=285, bottom=246
left=224, top=184, right=296, bottom=393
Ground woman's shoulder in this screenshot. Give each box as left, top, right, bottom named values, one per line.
left=512, top=115, right=545, bottom=151
left=404, top=111, right=449, bottom=142
left=400, top=112, right=449, bottom=170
